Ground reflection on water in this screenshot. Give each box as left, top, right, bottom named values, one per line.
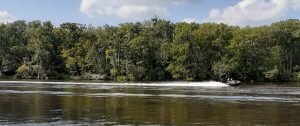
left=0, top=81, right=300, bottom=125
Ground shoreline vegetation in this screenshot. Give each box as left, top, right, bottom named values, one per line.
left=0, top=17, right=300, bottom=82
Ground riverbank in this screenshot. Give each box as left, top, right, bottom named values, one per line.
left=1, top=76, right=300, bottom=84
left=2, top=68, right=300, bottom=83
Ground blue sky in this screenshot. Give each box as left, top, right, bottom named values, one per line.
left=0, top=0, right=299, bottom=26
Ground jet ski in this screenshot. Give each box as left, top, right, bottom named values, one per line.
left=226, top=79, right=242, bottom=86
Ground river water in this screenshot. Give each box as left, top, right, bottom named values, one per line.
left=0, top=81, right=300, bottom=125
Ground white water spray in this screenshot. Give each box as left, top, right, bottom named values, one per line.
left=0, top=81, right=229, bottom=87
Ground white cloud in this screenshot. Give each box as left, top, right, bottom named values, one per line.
left=292, top=0, right=300, bottom=10
left=80, top=0, right=201, bottom=19
left=183, top=18, right=198, bottom=23
left=204, top=0, right=300, bottom=26
left=0, top=11, right=15, bottom=23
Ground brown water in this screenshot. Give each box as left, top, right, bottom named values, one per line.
left=0, top=81, right=300, bottom=125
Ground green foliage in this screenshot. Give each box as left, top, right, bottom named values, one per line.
left=294, top=72, right=300, bottom=81
left=264, top=67, right=280, bottom=81
left=212, top=56, right=237, bottom=81
left=16, top=64, right=30, bottom=78
left=0, top=18, right=300, bottom=82
left=167, top=43, right=190, bottom=80
left=117, top=76, right=126, bottom=82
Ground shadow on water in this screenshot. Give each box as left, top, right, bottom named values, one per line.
left=0, top=81, right=300, bottom=125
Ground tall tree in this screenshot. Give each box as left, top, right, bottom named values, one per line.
left=22, top=21, right=54, bottom=79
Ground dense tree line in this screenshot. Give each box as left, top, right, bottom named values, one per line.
left=0, top=18, right=300, bottom=82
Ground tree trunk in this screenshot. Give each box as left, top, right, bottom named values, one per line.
left=37, top=58, right=40, bottom=79
left=125, top=62, right=128, bottom=81
left=290, top=47, right=293, bottom=73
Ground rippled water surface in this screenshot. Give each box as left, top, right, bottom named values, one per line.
left=0, top=81, right=300, bottom=125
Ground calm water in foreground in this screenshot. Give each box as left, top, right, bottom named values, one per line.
left=0, top=81, right=300, bottom=125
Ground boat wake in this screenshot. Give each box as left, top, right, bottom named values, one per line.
left=0, top=81, right=229, bottom=87
left=148, top=81, right=229, bottom=87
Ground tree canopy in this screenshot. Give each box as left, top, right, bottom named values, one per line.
left=0, top=18, right=300, bottom=82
